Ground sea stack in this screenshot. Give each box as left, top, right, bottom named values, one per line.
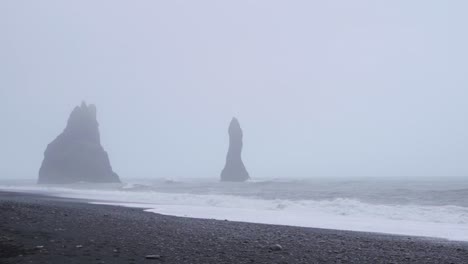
left=220, top=117, right=250, bottom=182
left=38, top=102, right=120, bottom=184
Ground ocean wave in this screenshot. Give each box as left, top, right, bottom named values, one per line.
left=1, top=184, right=468, bottom=241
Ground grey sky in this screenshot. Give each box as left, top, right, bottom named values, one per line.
left=1, top=1, right=467, bottom=180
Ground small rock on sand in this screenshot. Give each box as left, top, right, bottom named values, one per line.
left=145, top=255, right=162, bottom=260
left=270, top=244, right=283, bottom=251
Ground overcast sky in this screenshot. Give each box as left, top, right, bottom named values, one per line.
left=1, top=1, right=467, bottom=180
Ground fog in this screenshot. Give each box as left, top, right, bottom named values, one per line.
left=1, top=0, right=467, bottom=180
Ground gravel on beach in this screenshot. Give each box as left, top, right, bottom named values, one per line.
left=0, top=191, right=467, bottom=264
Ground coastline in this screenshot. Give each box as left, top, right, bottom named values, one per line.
left=1, top=191, right=467, bottom=264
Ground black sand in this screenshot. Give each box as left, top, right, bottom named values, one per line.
left=0, top=191, right=467, bottom=264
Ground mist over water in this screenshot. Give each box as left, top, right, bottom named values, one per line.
left=1, top=1, right=468, bottom=180
left=1, top=0, right=468, bottom=252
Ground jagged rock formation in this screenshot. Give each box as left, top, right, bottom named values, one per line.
left=220, top=118, right=250, bottom=182
left=38, top=102, right=120, bottom=184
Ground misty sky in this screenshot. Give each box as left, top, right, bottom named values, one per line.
left=1, top=1, right=467, bottom=180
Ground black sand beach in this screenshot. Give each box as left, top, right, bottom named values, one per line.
left=1, top=191, right=467, bottom=264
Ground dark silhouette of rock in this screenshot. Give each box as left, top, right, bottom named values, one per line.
left=220, top=118, right=250, bottom=182
left=38, top=102, right=120, bottom=184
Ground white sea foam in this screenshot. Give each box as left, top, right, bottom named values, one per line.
left=1, top=184, right=468, bottom=241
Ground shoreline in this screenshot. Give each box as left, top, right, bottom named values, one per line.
left=1, top=191, right=467, bottom=263
left=2, top=185, right=467, bottom=242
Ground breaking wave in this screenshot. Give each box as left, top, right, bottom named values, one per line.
left=1, top=183, right=468, bottom=241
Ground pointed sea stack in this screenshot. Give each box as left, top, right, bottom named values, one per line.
left=220, top=118, right=250, bottom=182
left=38, top=102, right=120, bottom=184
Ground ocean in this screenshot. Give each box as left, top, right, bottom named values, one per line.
left=1, top=176, right=467, bottom=241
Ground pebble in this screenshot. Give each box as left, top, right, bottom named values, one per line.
left=270, top=244, right=283, bottom=251
left=145, top=255, right=162, bottom=260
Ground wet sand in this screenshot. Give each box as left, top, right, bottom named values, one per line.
left=0, top=191, right=467, bottom=264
